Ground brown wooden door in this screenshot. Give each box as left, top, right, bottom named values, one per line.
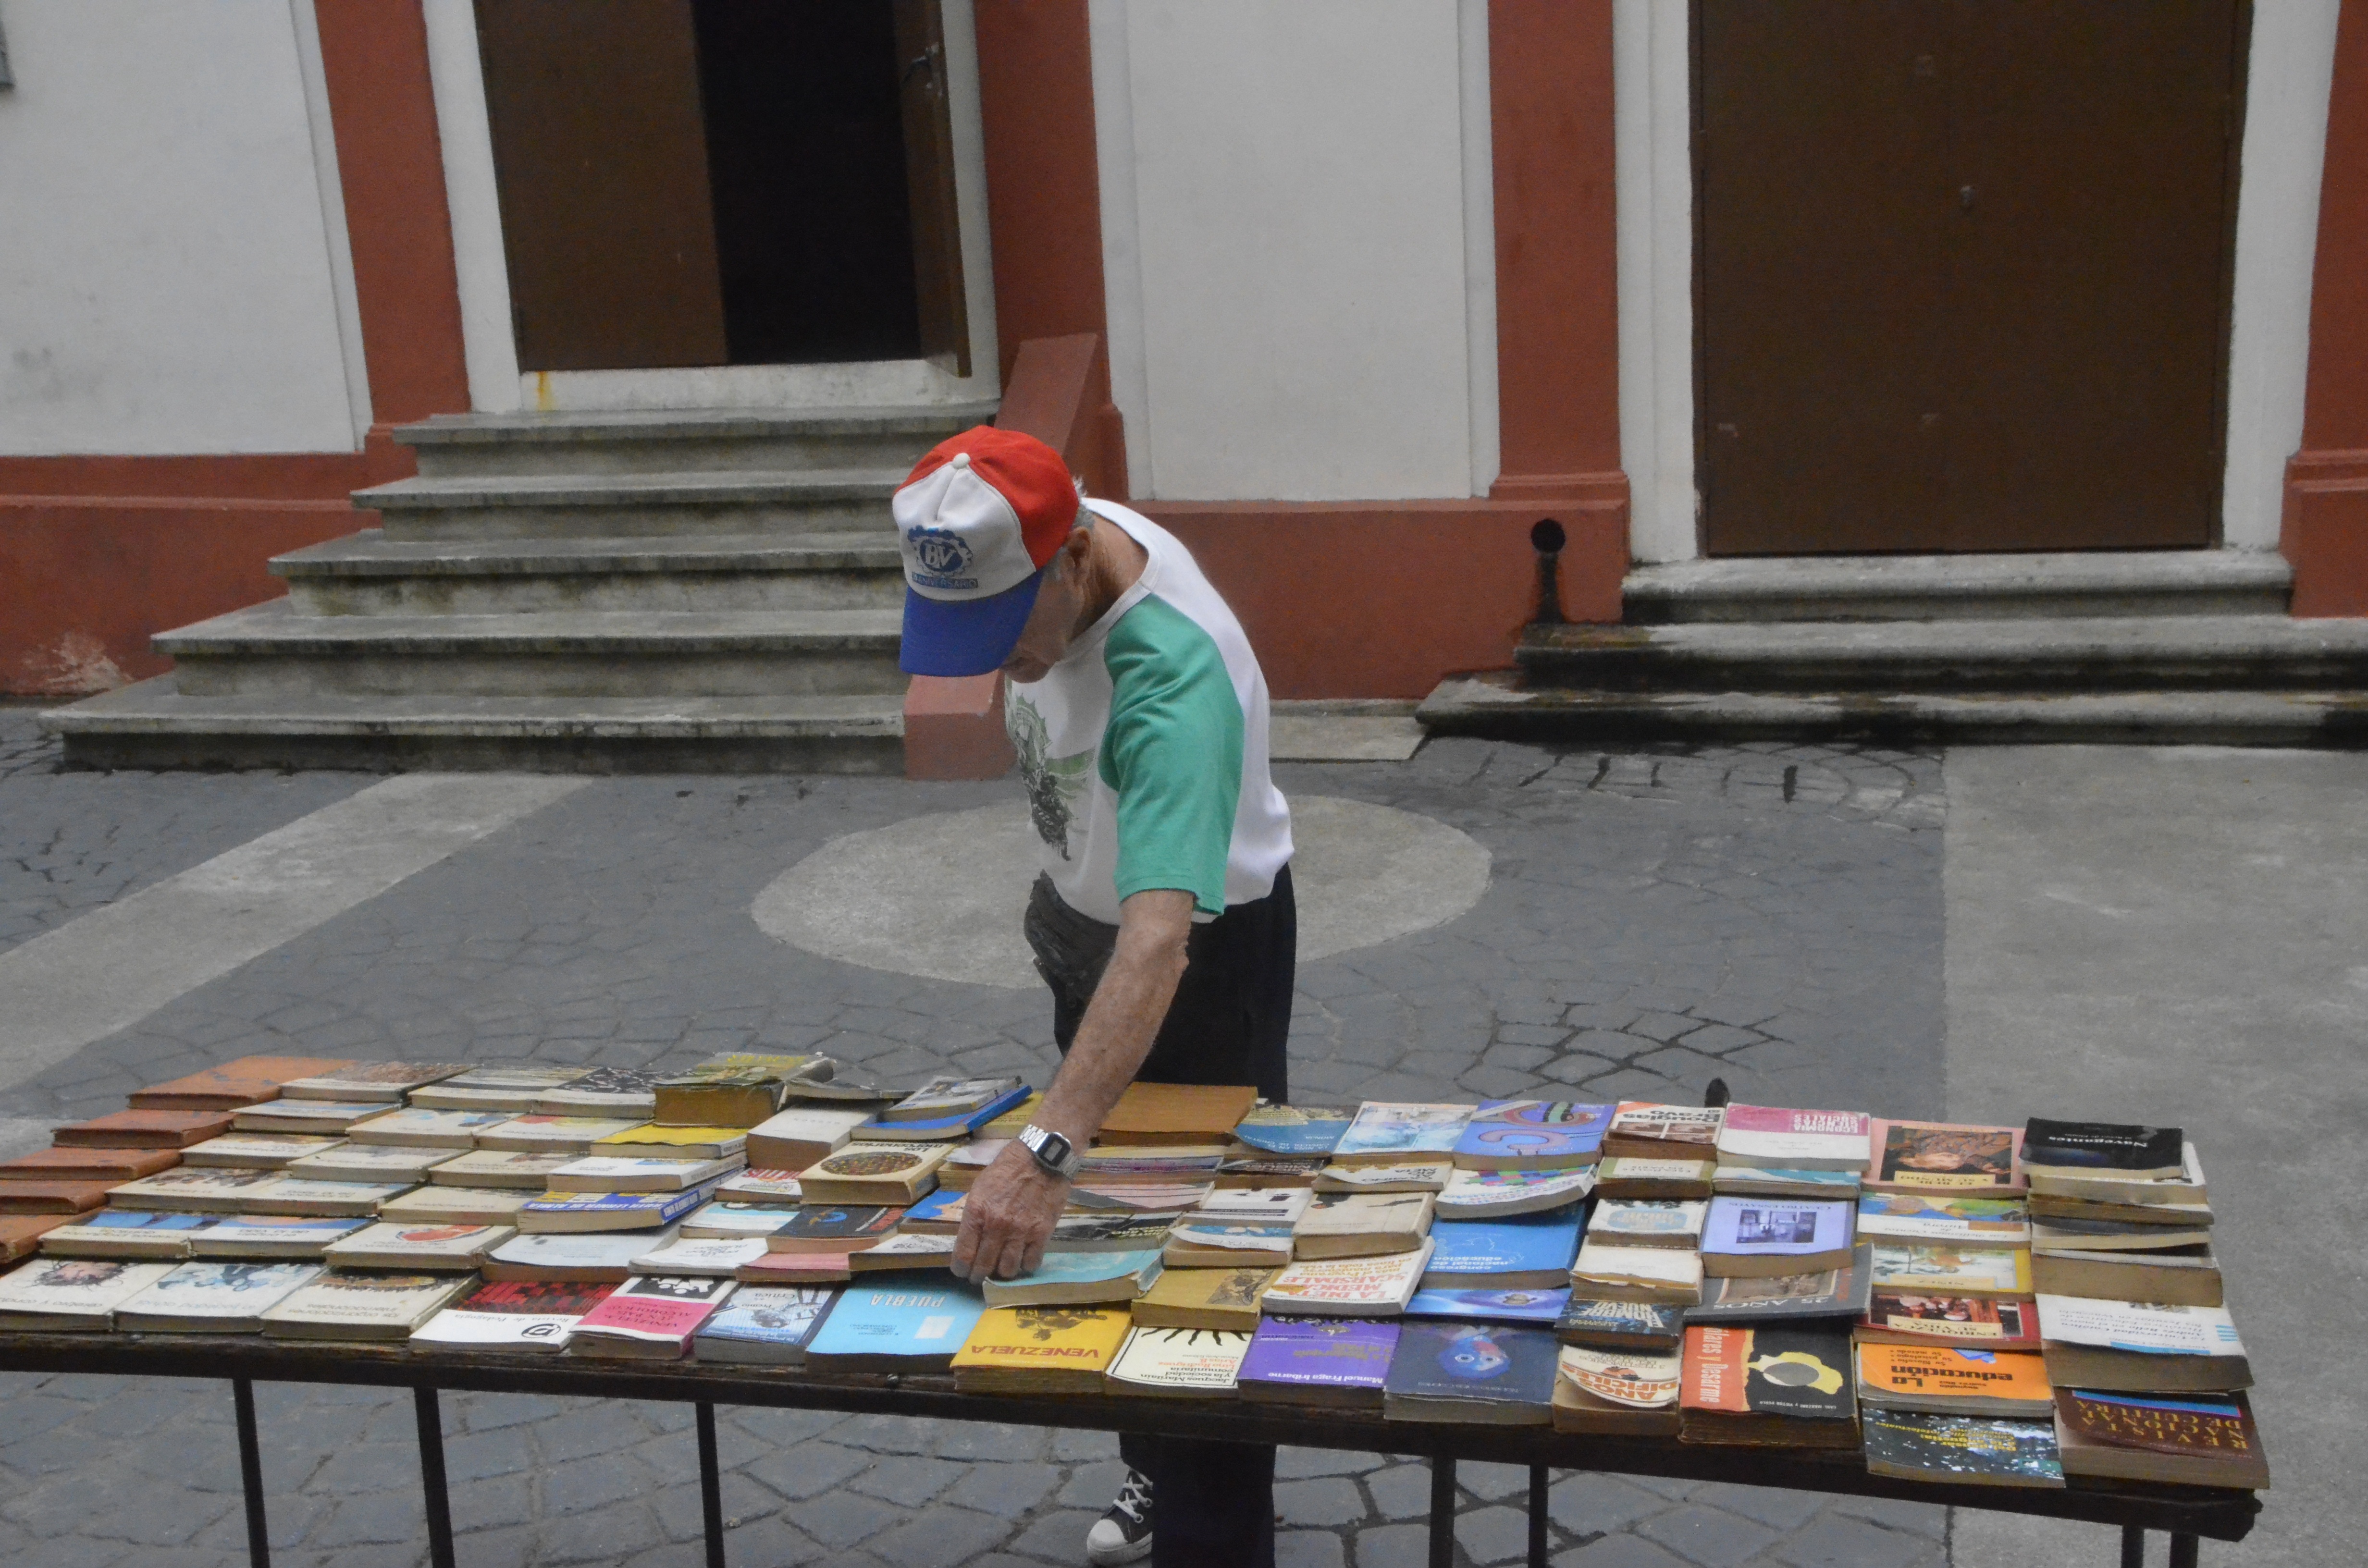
left=475, top=0, right=729, bottom=372
left=1696, top=1, right=2247, bottom=555
left=893, top=0, right=973, bottom=377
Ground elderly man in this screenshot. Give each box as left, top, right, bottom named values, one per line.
left=892, top=426, right=1295, bottom=1568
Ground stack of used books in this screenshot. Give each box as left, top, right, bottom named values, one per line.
left=0, top=1067, right=2270, bottom=1498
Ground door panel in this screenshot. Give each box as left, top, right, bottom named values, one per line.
left=893, top=0, right=973, bottom=378
left=1697, top=0, right=2245, bottom=555
left=474, top=0, right=728, bottom=371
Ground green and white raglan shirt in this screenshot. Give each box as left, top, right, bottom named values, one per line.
left=1005, top=500, right=1293, bottom=925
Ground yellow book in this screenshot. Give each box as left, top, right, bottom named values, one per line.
left=1131, top=1266, right=1276, bottom=1331
left=951, top=1306, right=1132, bottom=1393
left=981, top=1093, right=1045, bottom=1141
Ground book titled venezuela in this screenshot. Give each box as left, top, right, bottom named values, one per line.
left=2054, top=1389, right=2269, bottom=1489
left=1382, top=1321, right=1560, bottom=1424
left=804, top=1277, right=988, bottom=1371
left=1678, top=1323, right=1859, bottom=1446
left=1862, top=1411, right=2063, bottom=1488
left=1238, top=1315, right=1400, bottom=1406
left=1451, top=1101, right=1611, bottom=1172
left=952, top=1305, right=1132, bottom=1393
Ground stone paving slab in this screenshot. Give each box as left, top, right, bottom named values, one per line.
left=0, top=730, right=1950, bottom=1567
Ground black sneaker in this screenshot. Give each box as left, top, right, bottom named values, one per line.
left=1085, top=1467, right=1153, bottom=1566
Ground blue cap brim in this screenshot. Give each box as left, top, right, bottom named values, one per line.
left=899, top=566, right=1047, bottom=677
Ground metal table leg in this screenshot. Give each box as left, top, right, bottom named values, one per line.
left=2169, top=1532, right=2200, bottom=1568
left=697, top=1401, right=727, bottom=1568
left=1527, top=1463, right=1549, bottom=1567
left=1429, top=1454, right=1457, bottom=1568
left=2122, top=1524, right=2146, bottom=1568
left=231, top=1378, right=271, bottom=1568
left=413, top=1386, right=457, bottom=1568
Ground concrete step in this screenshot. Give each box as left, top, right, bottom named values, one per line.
left=153, top=600, right=905, bottom=700
left=356, top=468, right=906, bottom=540
left=41, top=679, right=904, bottom=773
left=271, top=530, right=902, bottom=615
left=1419, top=670, right=2368, bottom=747
left=397, top=402, right=998, bottom=478
left=1624, top=551, right=2293, bottom=623
left=1516, top=614, right=2368, bottom=692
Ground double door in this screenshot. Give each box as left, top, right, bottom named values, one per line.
left=1696, top=1, right=2248, bottom=554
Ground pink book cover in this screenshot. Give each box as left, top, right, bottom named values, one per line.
left=571, top=1276, right=735, bottom=1343
left=1721, top=1106, right=1870, bottom=1138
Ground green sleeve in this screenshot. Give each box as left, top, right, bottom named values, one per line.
left=1099, top=597, right=1244, bottom=916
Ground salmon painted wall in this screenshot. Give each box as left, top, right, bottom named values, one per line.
left=2286, top=0, right=2368, bottom=616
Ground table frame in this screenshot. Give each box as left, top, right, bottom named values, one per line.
left=0, top=1334, right=2253, bottom=1568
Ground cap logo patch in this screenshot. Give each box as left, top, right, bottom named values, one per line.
left=903, top=525, right=978, bottom=590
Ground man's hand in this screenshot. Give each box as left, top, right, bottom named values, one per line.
left=951, top=1141, right=1069, bottom=1283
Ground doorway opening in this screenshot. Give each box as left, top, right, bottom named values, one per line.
left=473, top=0, right=970, bottom=376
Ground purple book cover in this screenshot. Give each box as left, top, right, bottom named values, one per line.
left=1702, top=1197, right=1854, bottom=1255
left=1238, top=1315, right=1401, bottom=1390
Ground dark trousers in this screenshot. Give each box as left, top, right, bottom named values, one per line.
left=1026, top=866, right=1294, bottom=1568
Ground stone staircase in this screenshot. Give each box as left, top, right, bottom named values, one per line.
left=44, top=404, right=996, bottom=772
left=1419, top=551, right=2368, bottom=746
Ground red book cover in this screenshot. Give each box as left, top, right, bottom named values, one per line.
left=573, top=1276, right=736, bottom=1343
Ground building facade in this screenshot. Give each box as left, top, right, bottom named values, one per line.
left=3, top=0, right=2365, bottom=715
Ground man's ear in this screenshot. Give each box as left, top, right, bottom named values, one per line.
left=1060, top=524, right=1095, bottom=577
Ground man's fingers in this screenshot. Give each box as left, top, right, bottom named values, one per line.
left=991, top=1237, right=1032, bottom=1280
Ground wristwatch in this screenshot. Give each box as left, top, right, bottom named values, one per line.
left=1017, top=1124, right=1082, bottom=1180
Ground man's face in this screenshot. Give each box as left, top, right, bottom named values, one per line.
left=998, top=527, right=1094, bottom=684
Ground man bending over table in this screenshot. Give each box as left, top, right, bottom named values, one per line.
left=890, top=427, right=1295, bottom=1568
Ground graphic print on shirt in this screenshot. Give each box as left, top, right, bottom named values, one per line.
left=1008, top=692, right=1093, bottom=860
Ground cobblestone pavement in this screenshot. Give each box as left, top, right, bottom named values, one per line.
left=0, top=723, right=1950, bottom=1567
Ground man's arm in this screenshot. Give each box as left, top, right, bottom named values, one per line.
left=951, top=887, right=1195, bottom=1283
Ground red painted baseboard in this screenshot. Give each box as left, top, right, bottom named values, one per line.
left=2282, top=450, right=2368, bottom=619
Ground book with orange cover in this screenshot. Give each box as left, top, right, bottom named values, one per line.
left=0, top=1180, right=117, bottom=1216
left=0, top=1147, right=180, bottom=1181
left=52, top=1110, right=236, bottom=1149
left=127, top=1056, right=355, bottom=1110
left=0, top=1215, right=66, bottom=1262
left=1854, top=1341, right=2053, bottom=1418
left=1097, top=1083, right=1258, bottom=1147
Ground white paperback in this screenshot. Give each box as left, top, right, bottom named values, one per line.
left=630, top=1237, right=772, bottom=1276
left=1258, top=1242, right=1435, bottom=1316
left=114, top=1262, right=323, bottom=1331
left=0, top=1259, right=176, bottom=1326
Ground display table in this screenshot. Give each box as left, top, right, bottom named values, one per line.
left=0, top=1332, right=2257, bottom=1568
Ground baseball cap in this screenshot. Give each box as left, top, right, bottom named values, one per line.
left=891, top=426, right=1081, bottom=676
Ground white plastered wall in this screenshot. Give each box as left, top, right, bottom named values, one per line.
left=421, top=0, right=999, bottom=414
left=1615, top=0, right=2343, bottom=563
left=1090, top=0, right=1500, bottom=502
left=0, top=0, right=369, bottom=455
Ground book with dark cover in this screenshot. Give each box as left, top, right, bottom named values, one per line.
left=1421, top=1212, right=1584, bottom=1288
left=1678, top=1323, right=1860, bottom=1446
left=1382, top=1321, right=1560, bottom=1424
left=2021, top=1119, right=2184, bottom=1177
left=532, top=1066, right=660, bottom=1115
left=2054, top=1390, right=2269, bottom=1489
left=1556, top=1297, right=1687, bottom=1351
left=1688, top=1245, right=1874, bottom=1323
left=1238, top=1315, right=1399, bottom=1405
left=693, top=1285, right=840, bottom=1364
left=1405, top=1286, right=1569, bottom=1324
left=770, top=1205, right=903, bottom=1252
left=1862, top=1410, right=2064, bottom=1487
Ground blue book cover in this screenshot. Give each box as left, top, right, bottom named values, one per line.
left=695, top=1286, right=840, bottom=1357
left=521, top=1180, right=720, bottom=1227
left=1234, top=1106, right=1356, bottom=1157
left=1452, top=1101, right=1612, bottom=1165
left=999, top=1249, right=1163, bottom=1287
left=858, top=1086, right=1032, bottom=1142
left=803, top=1276, right=987, bottom=1367
left=1404, top=1286, right=1571, bottom=1324
left=904, top=1188, right=963, bottom=1225
left=1423, top=1213, right=1585, bottom=1279
left=72, top=1211, right=214, bottom=1233
left=1238, top=1315, right=1400, bottom=1394
left=1382, top=1321, right=1560, bottom=1415
left=1701, top=1197, right=1855, bottom=1258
